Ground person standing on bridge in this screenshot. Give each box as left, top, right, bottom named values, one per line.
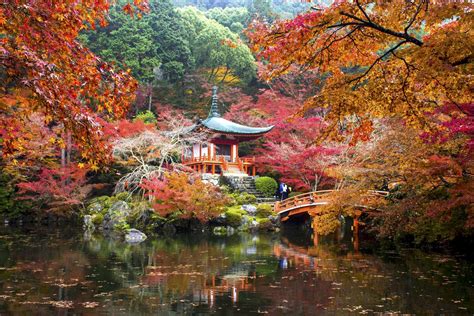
left=279, top=182, right=289, bottom=201
left=275, top=185, right=281, bottom=201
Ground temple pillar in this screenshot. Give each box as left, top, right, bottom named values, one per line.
left=208, top=144, right=211, bottom=160
left=212, top=164, right=215, bottom=174
left=252, top=166, right=256, bottom=176
left=232, top=144, right=238, bottom=162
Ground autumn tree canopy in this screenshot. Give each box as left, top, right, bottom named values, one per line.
left=248, top=0, right=473, bottom=131
left=1, top=0, right=147, bottom=167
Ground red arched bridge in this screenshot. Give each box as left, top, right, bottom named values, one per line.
left=274, top=190, right=389, bottom=248
left=274, top=190, right=389, bottom=223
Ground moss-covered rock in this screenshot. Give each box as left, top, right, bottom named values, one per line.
left=102, top=201, right=131, bottom=232
left=87, top=196, right=111, bottom=214
left=225, top=207, right=244, bottom=227
left=257, top=217, right=274, bottom=231
left=92, top=213, right=104, bottom=226
left=235, top=193, right=257, bottom=205
left=256, top=204, right=273, bottom=218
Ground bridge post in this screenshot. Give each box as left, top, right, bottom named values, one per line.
left=311, top=216, right=319, bottom=247
left=353, top=212, right=361, bottom=252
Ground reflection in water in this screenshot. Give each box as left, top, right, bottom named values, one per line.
left=0, top=226, right=472, bottom=315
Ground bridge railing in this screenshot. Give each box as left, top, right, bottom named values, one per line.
left=274, top=189, right=389, bottom=214
left=274, top=190, right=334, bottom=213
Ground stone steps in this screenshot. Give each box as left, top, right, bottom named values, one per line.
left=257, top=197, right=276, bottom=204
left=224, top=175, right=277, bottom=204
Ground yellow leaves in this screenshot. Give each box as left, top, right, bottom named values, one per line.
left=54, top=13, right=65, bottom=22
left=57, top=139, right=66, bottom=149
left=249, top=1, right=472, bottom=132
left=77, top=163, right=85, bottom=169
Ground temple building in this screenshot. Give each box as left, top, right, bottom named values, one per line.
left=183, top=87, right=273, bottom=176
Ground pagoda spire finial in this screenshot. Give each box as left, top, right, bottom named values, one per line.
left=209, top=86, right=220, bottom=118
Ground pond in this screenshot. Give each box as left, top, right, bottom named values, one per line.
left=0, top=226, right=472, bottom=315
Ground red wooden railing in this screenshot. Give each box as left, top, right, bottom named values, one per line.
left=274, top=190, right=389, bottom=214
left=274, top=190, right=333, bottom=213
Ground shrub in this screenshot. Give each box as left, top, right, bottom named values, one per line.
left=256, top=204, right=273, bottom=218
left=115, top=192, right=130, bottom=201
left=225, top=208, right=243, bottom=227
left=141, top=173, right=229, bottom=221
left=235, top=192, right=256, bottom=205
left=0, top=172, right=30, bottom=218
left=134, top=110, right=157, bottom=124
left=255, top=177, right=278, bottom=198
left=226, top=205, right=246, bottom=215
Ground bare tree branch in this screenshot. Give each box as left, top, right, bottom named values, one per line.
left=112, top=118, right=206, bottom=195
left=347, top=40, right=408, bottom=86
left=339, top=11, right=424, bottom=46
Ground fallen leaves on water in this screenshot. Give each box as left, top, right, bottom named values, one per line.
left=19, top=300, right=74, bottom=308
left=82, top=301, right=100, bottom=308
left=49, top=300, right=74, bottom=308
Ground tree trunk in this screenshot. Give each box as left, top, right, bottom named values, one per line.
left=66, top=131, right=72, bottom=165
left=148, top=83, right=153, bottom=112
left=313, top=174, right=319, bottom=191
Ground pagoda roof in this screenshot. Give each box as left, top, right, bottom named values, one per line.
left=195, top=86, right=273, bottom=136
left=201, top=116, right=273, bottom=135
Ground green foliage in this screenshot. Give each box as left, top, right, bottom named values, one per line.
left=225, top=205, right=246, bottom=215
left=178, top=7, right=256, bottom=84
left=255, top=176, right=278, bottom=198
left=173, top=0, right=314, bottom=20
left=82, top=1, right=256, bottom=85
left=134, top=110, right=157, bottom=124
left=115, top=192, right=131, bottom=201
left=205, top=7, right=250, bottom=34
left=255, top=217, right=268, bottom=224
left=0, top=171, right=30, bottom=218
left=81, top=0, right=194, bottom=83
left=234, top=192, right=257, bottom=205
left=92, top=213, right=104, bottom=226
left=114, top=221, right=131, bottom=233
left=225, top=206, right=244, bottom=227
left=314, top=213, right=341, bottom=236
left=256, top=203, right=273, bottom=218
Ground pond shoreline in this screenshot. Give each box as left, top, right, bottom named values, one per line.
left=2, top=215, right=473, bottom=260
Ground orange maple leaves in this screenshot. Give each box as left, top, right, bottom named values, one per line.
left=1, top=0, right=148, bottom=165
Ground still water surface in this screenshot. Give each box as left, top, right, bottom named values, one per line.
left=0, top=227, right=472, bottom=315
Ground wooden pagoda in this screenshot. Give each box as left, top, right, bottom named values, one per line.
left=182, top=87, right=273, bottom=176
